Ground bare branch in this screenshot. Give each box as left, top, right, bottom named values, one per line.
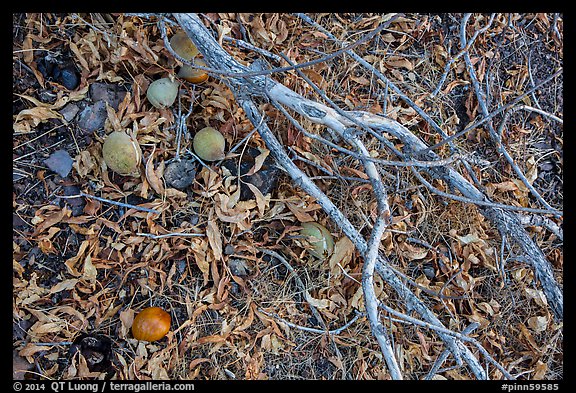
left=379, top=302, right=513, bottom=379
left=60, top=191, right=161, bottom=214
left=363, top=217, right=403, bottom=379
left=424, top=323, right=480, bottom=380
left=258, top=308, right=363, bottom=336
left=459, top=13, right=557, bottom=213
left=172, top=13, right=562, bottom=379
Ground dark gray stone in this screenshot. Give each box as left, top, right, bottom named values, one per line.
left=221, top=146, right=281, bottom=201
left=164, top=159, right=197, bottom=190
left=59, top=102, right=80, bottom=122
left=44, top=149, right=74, bottom=177
left=77, top=100, right=108, bottom=134
left=89, top=82, right=127, bottom=110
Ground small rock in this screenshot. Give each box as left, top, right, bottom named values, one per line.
left=224, top=244, right=236, bottom=255
left=228, top=259, right=250, bottom=277
left=90, top=82, right=127, bottom=110
left=36, top=55, right=80, bottom=90
left=58, top=66, right=80, bottom=90
left=77, top=100, right=108, bottom=134
left=422, top=264, right=436, bottom=280
left=59, top=103, right=80, bottom=122
left=44, top=149, right=74, bottom=177
left=164, top=159, right=197, bottom=190
left=221, top=147, right=281, bottom=201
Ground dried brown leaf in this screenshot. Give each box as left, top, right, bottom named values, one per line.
left=246, top=183, right=267, bottom=216
left=286, top=202, right=315, bottom=222
left=386, top=57, right=414, bottom=71
left=49, top=278, right=79, bottom=294
left=328, top=236, right=354, bottom=275
left=206, top=213, right=223, bottom=262
left=528, top=315, right=549, bottom=333
left=145, top=148, right=165, bottom=195
left=246, top=148, right=270, bottom=176
left=82, top=254, right=98, bottom=283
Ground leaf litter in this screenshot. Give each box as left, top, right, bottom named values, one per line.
left=13, top=13, right=562, bottom=380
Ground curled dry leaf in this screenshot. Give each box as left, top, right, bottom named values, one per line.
left=528, top=315, right=549, bottom=333
left=245, top=183, right=267, bottom=216
left=206, top=211, right=223, bottom=261
left=145, top=148, right=165, bottom=195
left=328, top=236, right=355, bottom=276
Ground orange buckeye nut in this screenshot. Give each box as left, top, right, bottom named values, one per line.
left=131, top=307, right=171, bottom=342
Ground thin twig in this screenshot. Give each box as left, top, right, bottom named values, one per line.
left=424, top=323, right=480, bottom=380
left=136, top=232, right=204, bottom=239
left=60, top=192, right=161, bottom=214
left=185, top=149, right=217, bottom=173
left=416, top=68, right=562, bottom=155
left=409, top=167, right=561, bottom=216
left=389, top=266, right=467, bottom=300
left=258, top=308, right=362, bottom=335
left=222, top=36, right=284, bottom=64
left=378, top=302, right=513, bottom=379
left=459, top=14, right=556, bottom=213
left=551, top=13, right=562, bottom=41
left=527, top=48, right=542, bottom=110
left=497, top=104, right=563, bottom=139
left=431, top=13, right=497, bottom=97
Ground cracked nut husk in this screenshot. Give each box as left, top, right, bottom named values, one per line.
left=300, top=222, right=335, bottom=259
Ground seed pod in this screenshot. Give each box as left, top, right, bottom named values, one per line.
left=146, top=78, right=179, bottom=109
left=300, top=222, right=335, bottom=259
left=193, top=126, right=226, bottom=161
left=178, top=58, right=209, bottom=84
left=131, top=307, right=171, bottom=342
left=102, top=131, right=142, bottom=176
left=169, top=31, right=200, bottom=60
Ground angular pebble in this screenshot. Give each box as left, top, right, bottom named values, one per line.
left=90, top=82, right=127, bottom=110
left=44, top=149, right=74, bottom=177
left=59, top=103, right=80, bottom=122
left=77, top=100, right=108, bottom=134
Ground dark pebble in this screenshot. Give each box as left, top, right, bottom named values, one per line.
left=221, top=147, right=281, bottom=201
left=44, top=149, right=74, bottom=178
left=58, top=66, right=80, bottom=90
left=164, top=159, right=197, bottom=189
left=77, top=100, right=108, bottom=134
left=90, top=82, right=127, bottom=110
